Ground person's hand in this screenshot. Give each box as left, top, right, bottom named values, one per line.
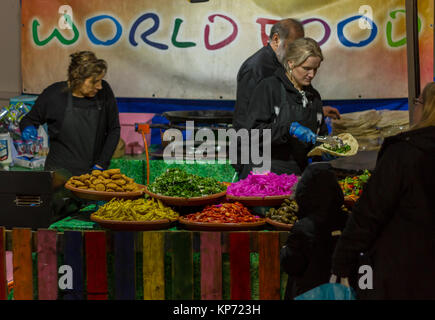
left=92, top=164, right=103, bottom=171
left=289, top=122, right=317, bottom=144
left=21, top=126, right=38, bottom=141
left=322, top=153, right=338, bottom=161
left=323, top=106, right=341, bottom=120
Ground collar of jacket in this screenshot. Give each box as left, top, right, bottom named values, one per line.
left=265, top=43, right=282, bottom=70
left=378, top=125, right=435, bottom=160
left=273, top=67, right=316, bottom=101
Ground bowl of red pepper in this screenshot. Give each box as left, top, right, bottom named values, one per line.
left=178, top=202, right=266, bottom=231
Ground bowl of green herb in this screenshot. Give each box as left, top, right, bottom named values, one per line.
left=144, top=168, right=227, bottom=206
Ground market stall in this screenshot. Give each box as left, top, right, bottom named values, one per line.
left=0, top=0, right=433, bottom=304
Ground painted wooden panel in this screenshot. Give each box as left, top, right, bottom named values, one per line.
left=170, top=232, right=193, bottom=300
left=229, top=232, right=251, bottom=300
left=114, top=231, right=135, bottom=300
left=63, top=231, right=84, bottom=300
left=142, top=232, right=165, bottom=300
left=37, top=229, right=58, bottom=300
left=85, top=231, right=108, bottom=300
left=258, top=232, right=281, bottom=300
left=200, top=232, right=222, bottom=300
left=0, top=227, right=6, bottom=300
left=12, top=228, right=33, bottom=300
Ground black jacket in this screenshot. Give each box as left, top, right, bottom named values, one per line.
left=233, top=44, right=282, bottom=130
left=20, top=80, right=120, bottom=170
left=239, top=67, right=327, bottom=178
left=280, top=162, right=348, bottom=299
left=332, top=125, right=435, bottom=299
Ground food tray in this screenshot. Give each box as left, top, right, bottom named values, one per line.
left=65, top=183, right=145, bottom=201
left=226, top=194, right=292, bottom=207
left=144, top=186, right=226, bottom=207
left=90, top=214, right=176, bottom=231
left=266, top=218, right=294, bottom=231
left=178, top=216, right=266, bottom=231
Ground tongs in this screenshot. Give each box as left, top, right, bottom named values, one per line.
left=316, top=135, right=344, bottom=148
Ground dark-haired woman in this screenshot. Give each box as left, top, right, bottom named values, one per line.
left=20, top=51, right=120, bottom=176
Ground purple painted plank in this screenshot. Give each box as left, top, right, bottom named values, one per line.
left=37, top=230, right=58, bottom=300
left=0, top=227, right=6, bottom=300
left=200, top=232, right=222, bottom=300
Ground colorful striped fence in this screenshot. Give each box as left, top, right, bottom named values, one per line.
left=0, top=226, right=290, bottom=300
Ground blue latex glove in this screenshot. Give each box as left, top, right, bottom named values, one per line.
left=322, top=153, right=338, bottom=161
left=289, top=122, right=317, bottom=144
left=21, top=125, right=38, bottom=141
left=92, top=164, right=104, bottom=171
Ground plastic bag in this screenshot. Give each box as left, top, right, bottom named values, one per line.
left=294, top=276, right=356, bottom=300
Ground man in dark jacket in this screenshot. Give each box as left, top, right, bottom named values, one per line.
left=280, top=162, right=348, bottom=299
left=233, top=19, right=305, bottom=132
left=331, top=123, right=435, bottom=299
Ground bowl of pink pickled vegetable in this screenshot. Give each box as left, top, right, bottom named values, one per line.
left=226, top=172, right=299, bottom=207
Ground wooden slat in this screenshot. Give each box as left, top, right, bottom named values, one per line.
left=63, top=231, right=84, bottom=300
left=200, top=232, right=222, bottom=300
left=250, top=231, right=259, bottom=252
left=405, top=0, right=421, bottom=124
left=0, top=227, right=6, bottom=300
left=229, top=232, right=251, bottom=300
left=114, top=232, right=135, bottom=300
left=221, top=232, right=230, bottom=253
left=170, top=232, right=193, bottom=300
left=258, top=232, right=281, bottom=300
left=37, top=230, right=58, bottom=300
left=12, top=228, right=33, bottom=300
left=142, top=232, right=165, bottom=299
left=85, top=231, right=108, bottom=300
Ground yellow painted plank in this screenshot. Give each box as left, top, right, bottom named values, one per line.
left=142, top=232, right=165, bottom=299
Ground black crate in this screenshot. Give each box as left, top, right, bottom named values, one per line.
left=0, top=171, right=55, bottom=229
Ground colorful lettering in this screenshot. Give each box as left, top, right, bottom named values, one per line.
left=86, top=15, right=123, bottom=46
left=302, top=18, right=331, bottom=46
left=32, top=15, right=79, bottom=46
left=256, top=18, right=278, bottom=46
left=338, top=15, right=378, bottom=47
left=204, top=14, right=238, bottom=50
left=129, top=13, right=168, bottom=50
left=386, top=10, right=422, bottom=48
left=172, top=18, right=196, bottom=48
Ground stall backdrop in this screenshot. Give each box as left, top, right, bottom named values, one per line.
left=21, top=0, right=433, bottom=100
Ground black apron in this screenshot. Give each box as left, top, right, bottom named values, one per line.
left=45, top=92, right=101, bottom=222
left=239, top=83, right=323, bottom=179
left=45, top=92, right=101, bottom=176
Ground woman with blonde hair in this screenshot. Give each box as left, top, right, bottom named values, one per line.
left=240, top=37, right=329, bottom=179
left=331, top=82, right=435, bottom=299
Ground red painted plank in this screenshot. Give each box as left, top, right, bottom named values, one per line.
left=12, top=228, right=33, bottom=300
left=229, top=232, right=251, bottom=300
left=85, top=231, right=108, bottom=300
left=37, top=230, right=58, bottom=300
left=200, top=232, right=222, bottom=300
left=258, top=232, right=281, bottom=300
left=0, top=227, right=6, bottom=300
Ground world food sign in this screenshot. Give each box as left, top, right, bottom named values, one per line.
left=21, top=0, right=433, bottom=99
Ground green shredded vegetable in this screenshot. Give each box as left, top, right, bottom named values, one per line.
left=148, top=168, right=226, bottom=198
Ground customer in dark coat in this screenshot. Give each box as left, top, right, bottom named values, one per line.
left=331, top=82, right=435, bottom=300
left=280, top=162, right=348, bottom=300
